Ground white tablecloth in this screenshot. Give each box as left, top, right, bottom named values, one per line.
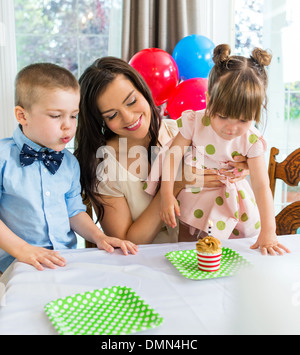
left=1, top=235, right=300, bottom=335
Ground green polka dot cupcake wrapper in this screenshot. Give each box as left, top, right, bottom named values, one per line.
left=44, top=286, right=163, bottom=335
left=165, top=248, right=251, bottom=280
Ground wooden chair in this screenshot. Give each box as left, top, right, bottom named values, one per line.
left=268, top=147, right=300, bottom=235
left=82, top=194, right=97, bottom=248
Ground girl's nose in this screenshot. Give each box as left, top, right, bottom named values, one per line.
left=225, top=120, right=237, bottom=129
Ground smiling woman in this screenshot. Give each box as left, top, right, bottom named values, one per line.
left=74, top=55, right=250, bottom=247
left=74, top=56, right=180, bottom=245
left=97, top=75, right=152, bottom=142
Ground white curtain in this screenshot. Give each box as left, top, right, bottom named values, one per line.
left=0, top=0, right=17, bottom=139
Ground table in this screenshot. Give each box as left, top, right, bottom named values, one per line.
left=1, top=235, right=300, bottom=335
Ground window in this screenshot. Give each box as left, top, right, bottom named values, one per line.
left=235, top=0, right=300, bottom=218
left=14, top=0, right=122, bottom=77
left=8, top=0, right=300, bottom=225
left=235, top=0, right=264, bottom=56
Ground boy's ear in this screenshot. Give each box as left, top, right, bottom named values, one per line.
left=15, top=106, right=27, bottom=126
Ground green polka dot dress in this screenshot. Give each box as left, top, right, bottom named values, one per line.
left=144, top=110, right=266, bottom=239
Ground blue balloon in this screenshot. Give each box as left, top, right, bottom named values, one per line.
left=172, top=34, right=215, bottom=80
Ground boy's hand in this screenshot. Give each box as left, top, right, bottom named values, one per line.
left=96, top=235, right=138, bottom=256
left=160, top=194, right=180, bottom=228
left=250, top=232, right=291, bottom=255
left=16, top=244, right=66, bottom=271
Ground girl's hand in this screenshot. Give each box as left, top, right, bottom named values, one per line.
left=160, top=194, right=180, bottom=228
left=175, top=154, right=249, bottom=194
left=250, top=232, right=291, bottom=255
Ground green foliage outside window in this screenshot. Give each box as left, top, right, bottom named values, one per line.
left=14, top=0, right=113, bottom=77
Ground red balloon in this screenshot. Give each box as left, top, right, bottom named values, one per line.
left=129, top=48, right=179, bottom=106
left=165, top=78, right=208, bottom=120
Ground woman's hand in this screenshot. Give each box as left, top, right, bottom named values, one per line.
left=174, top=155, right=249, bottom=195
left=220, top=155, right=249, bottom=183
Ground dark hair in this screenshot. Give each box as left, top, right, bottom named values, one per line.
left=15, top=63, right=79, bottom=109
left=74, top=56, right=162, bottom=221
left=206, top=44, right=272, bottom=123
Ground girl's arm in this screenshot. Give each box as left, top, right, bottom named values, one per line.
left=247, top=155, right=290, bottom=255
left=160, top=132, right=192, bottom=228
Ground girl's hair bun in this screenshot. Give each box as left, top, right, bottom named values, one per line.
left=213, top=44, right=231, bottom=65
left=251, top=48, right=272, bottom=67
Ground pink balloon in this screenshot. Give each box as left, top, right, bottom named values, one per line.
left=165, top=78, right=208, bottom=120
left=129, top=48, right=179, bottom=106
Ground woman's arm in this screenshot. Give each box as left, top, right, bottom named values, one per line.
left=69, top=211, right=138, bottom=255
left=95, top=192, right=163, bottom=244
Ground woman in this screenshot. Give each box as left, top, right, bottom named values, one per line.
left=74, top=57, right=248, bottom=244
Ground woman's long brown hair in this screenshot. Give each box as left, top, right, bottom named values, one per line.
left=74, top=57, right=162, bottom=221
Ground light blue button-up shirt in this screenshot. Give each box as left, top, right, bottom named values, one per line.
left=0, top=126, right=86, bottom=272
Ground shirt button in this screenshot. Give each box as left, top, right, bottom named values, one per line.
left=45, top=191, right=51, bottom=197
left=44, top=168, right=48, bottom=173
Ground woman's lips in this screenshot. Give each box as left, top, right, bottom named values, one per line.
left=125, top=116, right=142, bottom=131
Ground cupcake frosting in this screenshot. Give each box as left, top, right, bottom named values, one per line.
left=196, top=236, right=221, bottom=254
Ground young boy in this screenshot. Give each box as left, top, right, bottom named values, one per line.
left=0, top=63, right=138, bottom=273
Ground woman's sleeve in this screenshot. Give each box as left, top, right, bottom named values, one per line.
left=95, top=179, right=124, bottom=197
left=94, top=146, right=124, bottom=197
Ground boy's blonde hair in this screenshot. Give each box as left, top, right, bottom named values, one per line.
left=15, top=63, right=79, bottom=110
left=206, top=44, right=272, bottom=123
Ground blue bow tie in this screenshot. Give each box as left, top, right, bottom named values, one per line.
left=20, top=144, right=64, bottom=174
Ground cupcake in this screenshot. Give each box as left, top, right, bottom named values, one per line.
left=196, top=236, right=222, bottom=272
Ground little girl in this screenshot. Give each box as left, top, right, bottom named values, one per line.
left=145, top=44, right=290, bottom=255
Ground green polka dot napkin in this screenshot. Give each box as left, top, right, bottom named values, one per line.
left=44, top=286, right=163, bottom=335
left=165, top=248, right=251, bottom=280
